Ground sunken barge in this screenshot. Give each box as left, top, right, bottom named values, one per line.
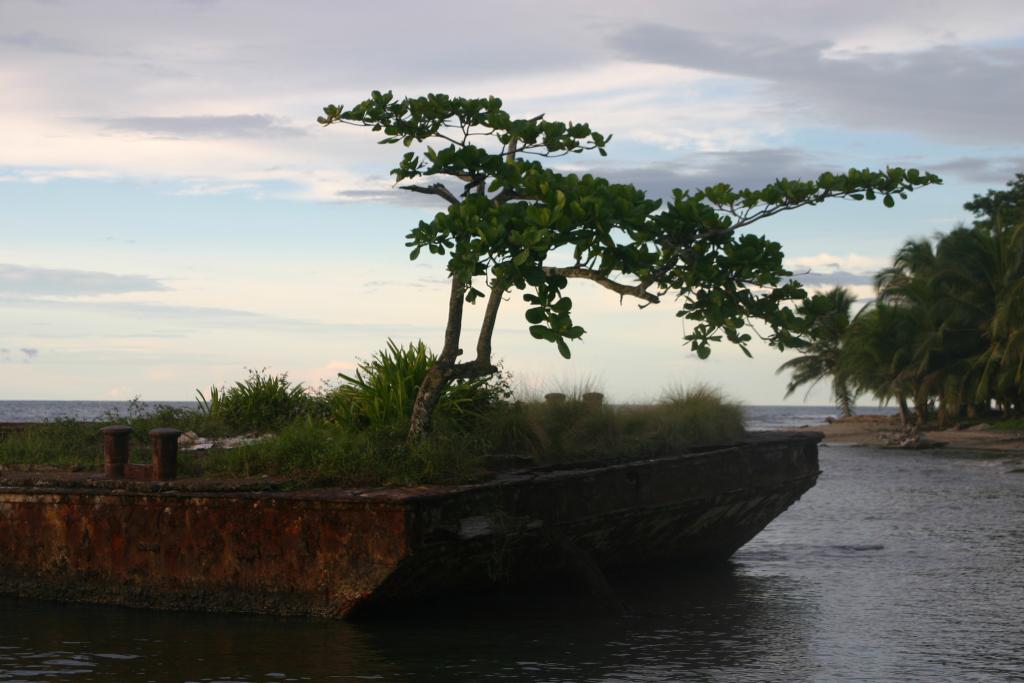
left=0, top=431, right=821, bottom=618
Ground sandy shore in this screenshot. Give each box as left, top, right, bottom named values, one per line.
left=792, top=415, right=1024, bottom=454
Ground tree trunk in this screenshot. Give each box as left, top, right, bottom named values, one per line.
left=833, top=378, right=853, bottom=418
left=408, top=276, right=467, bottom=441
left=914, top=395, right=927, bottom=427
left=406, top=276, right=507, bottom=441
left=897, top=394, right=910, bottom=428
left=408, top=363, right=455, bottom=439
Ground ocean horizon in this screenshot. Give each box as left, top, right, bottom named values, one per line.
left=0, top=400, right=898, bottom=431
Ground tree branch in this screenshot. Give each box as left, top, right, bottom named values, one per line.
left=433, top=275, right=467, bottom=373
left=475, top=278, right=506, bottom=364
left=543, top=266, right=660, bottom=304
left=399, top=183, right=460, bottom=205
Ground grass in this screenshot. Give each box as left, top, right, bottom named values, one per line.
left=0, top=385, right=745, bottom=486
left=0, top=340, right=745, bottom=486
left=484, top=383, right=745, bottom=464
left=991, top=418, right=1024, bottom=431
left=182, top=418, right=492, bottom=487
left=0, top=399, right=225, bottom=469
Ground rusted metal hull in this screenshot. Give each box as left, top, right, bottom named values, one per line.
left=0, top=432, right=820, bottom=618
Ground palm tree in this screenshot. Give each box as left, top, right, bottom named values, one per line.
left=874, top=239, right=946, bottom=424
left=818, top=177, right=1024, bottom=425
left=959, top=219, right=1024, bottom=416
left=840, top=302, right=918, bottom=427
left=777, top=287, right=859, bottom=417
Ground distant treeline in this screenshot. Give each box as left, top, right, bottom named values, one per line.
left=780, top=174, right=1024, bottom=426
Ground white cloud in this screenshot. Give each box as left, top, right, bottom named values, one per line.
left=787, top=252, right=890, bottom=274
left=2, top=1, right=1021, bottom=202
left=0, top=264, right=167, bottom=297
left=611, top=24, right=1024, bottom=144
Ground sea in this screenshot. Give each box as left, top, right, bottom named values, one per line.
left=0, top=400, right=897, bottom=431
left=3, top=403, right=1022, bottom=681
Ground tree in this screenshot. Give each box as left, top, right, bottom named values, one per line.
left=837, top=183, right=1024, bottom=424
left=964, top=173, right=1024, bottom=231
left=319, top=91, right=941, bottom=439
left=841, top=302, right=919, bottom=426
left=776, top=287, right=859, bottom=417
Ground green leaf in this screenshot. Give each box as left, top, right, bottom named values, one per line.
left=529, top=325, right=547, bottom=340
left=556, top=338, right=571, bottom=359
left=552, top=297, right=573, bottom=313
left=525, top=307, right=546, bottom=324
left=883, top=194, right=895, bottom=208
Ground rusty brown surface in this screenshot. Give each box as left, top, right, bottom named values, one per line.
left=0, top=432, right=821, bottom=618
left=0, top=488, right=410, bottom=617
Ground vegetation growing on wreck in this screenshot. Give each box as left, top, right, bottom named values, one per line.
left=0, top=356, right=743, bottom=487
left=0, top=92, right=941, bottom=484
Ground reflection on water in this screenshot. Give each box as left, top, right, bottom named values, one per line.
left=2, top=447, right=1023, bottom=682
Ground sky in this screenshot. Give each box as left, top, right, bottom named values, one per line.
left=2, top=0, right=1023, bottom=405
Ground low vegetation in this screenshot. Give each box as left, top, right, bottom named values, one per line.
left=0, top=344, right=745, bottom=487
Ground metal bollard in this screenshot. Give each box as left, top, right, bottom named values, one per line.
left=544, top=392, right=567, bottom=404
left=149, top=428, right=181, bottom=481
left=100, top=425, right=132, bottom=478
left=582, top=392, right=604, bottom=407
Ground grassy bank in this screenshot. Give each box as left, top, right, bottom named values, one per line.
left=0, top=388, right=744, bottom=488
left=0, top=344, right=745, bottom=488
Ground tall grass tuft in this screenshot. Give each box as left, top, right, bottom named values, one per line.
left=484, top=382, right=745, bottom=464
left=329, top=339, right=509, bottom=430
left=197, top=368, right=308, bottom=432
left=622, top=385, right=745, bottom=448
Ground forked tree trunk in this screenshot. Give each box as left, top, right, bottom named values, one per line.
left=408, top=363, right=456, bottom=439
left=408, top=276, right=467, bottom=441
left=407, top=276, right=506, bottom=441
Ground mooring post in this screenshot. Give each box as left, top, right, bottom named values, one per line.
left=100, top=425, right=132, bottom=479
left=582, top=392, right=604, bottom=407
left=149, top=428, right=181, bottom=481
left=544, top=392, right=566, bottom=404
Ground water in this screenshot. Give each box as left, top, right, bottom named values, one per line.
left=0, top=401, right=194, bottom=423
left=742, top=405, right=895, bottom=431
left=0, top=401, right=892, bottom=429
left=2, top=443, right=1022, bottom=681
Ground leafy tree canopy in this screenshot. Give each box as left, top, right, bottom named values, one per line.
left=964, top=173, right=1024, bottom=229
left=320, top=91, right=940, bottom=437
left=320, top=91, right=941, bottom=361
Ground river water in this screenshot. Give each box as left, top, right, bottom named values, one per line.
left=2, top=423, right=1023, bottom=681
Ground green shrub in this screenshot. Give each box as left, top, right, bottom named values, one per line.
left=197, top=368, right=308, bottom=432
left=329, top=339, right=509, bottom=430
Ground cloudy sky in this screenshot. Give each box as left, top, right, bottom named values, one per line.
left=2, top=0, right=1023, bottom=405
